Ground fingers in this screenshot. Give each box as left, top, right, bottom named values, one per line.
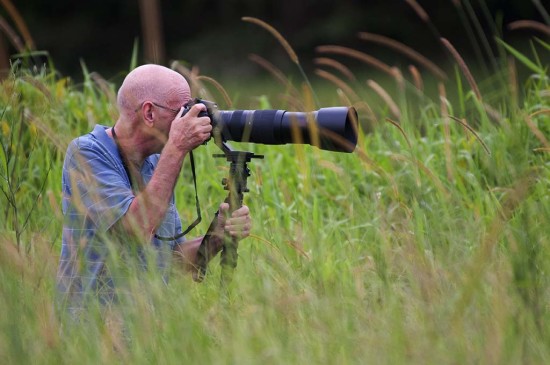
left=190, top=104, right=212, bottom=140
left=218, top=204, right=251, bottom=239
left=218, top=204, right=249, bottom=220
left=226, top=206, right=251, bottom=238
left=225, top=218, right=251, bottom=238
left=185, top=103, right=207, bottom=118
left=181, top=104, right=211, bottom=131
left=169, top=104, right=212, bottom=151
left=219, top=202, right=230, bottom=214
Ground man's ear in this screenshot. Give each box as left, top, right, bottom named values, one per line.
left=141, top=102, right=155, bottom=127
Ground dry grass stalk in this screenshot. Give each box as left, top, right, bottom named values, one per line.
left=317, top=159, right=345, bottom=176
left=507, top=56, right=518, bottom=108
left=530, top=109, right=550, bottom=118
left=92, top=74, right=119, bottom=122
left=248, top=233, right=281, bottom=254
left=21, top=75, right=52, bottom=100
left=0, top=0, right=34, bottom=49
left=0, top=14, right=24, bottom=52
left=242, top=17, right=299, bottom=64
left=90, top=72, right=117, bottom=106
left=367, top=79, right=401, bottom=119
left=453, top=172, right=537, bottom=325
left=316, top=45, right=395, bottom=78
left=235, top=17, right=318, bottom=106
left=23, top=109, right=67, bottom=151
left=314, top=57, right=356, bottom=81
left=170, top=61, right=203, bottom=96
left=385, top=118, right=411, bottom=149
left=441, top=37, right=482, bottom=101
left=318, top=126, right=401, bottom=198
left=336, top=87, right=353, bottom=106
left=335, top=88, right=376, bottom=133
left=285, top=239, right=311, bottom=260
left=408, top=65, right=424, bottom=91
left=358, top=32, right=447, bottom=80
left=47, top=190, right=62, bottom=220
left=508, top=20, right=550, bottom=37
left=391, top=153, right=451, bottom=197
left=316, top=127, right=358, bottom=156
left=353, top=100, right=378, bottom=129
left=0, top=236, right=25, bottom=270
left=196, top=75, right=233, bottom=109
left=277, top=93, right=307, bottom=111
left=315, top=68, right=360, bottom=101
left=301, top=82, right=316, bottom=112
left=404, top=0, right=430, bottom=23
left=483, top=103, right=504, bottom=124
left=170, top=61, right=199, bottom=81
left=449, top=115, right=491, bottom=155
left=524, top=113, right=550, bottom=148
left=391, top=67, right=405, bottom=92
left=439, top=82, right=455, bottom=182
left=333, top=89, right=362, bottom=140
left=248, top=53, right=300, bottom=99
left=450, top=112, right=471, bottom=134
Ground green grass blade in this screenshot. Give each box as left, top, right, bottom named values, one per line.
left=495, top=38, right=546, bottom=74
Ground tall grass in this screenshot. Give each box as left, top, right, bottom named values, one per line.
left=1, top=2, right=550, bottom=364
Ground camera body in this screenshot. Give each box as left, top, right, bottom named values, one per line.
left=182, top=98, right=357, bottom=153
left=182, top=98, right=217, bottom=119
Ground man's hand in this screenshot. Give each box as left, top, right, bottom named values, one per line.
left=168, top=103, right=212, bottom=153
left=217, top=203, right=251, bottom=240
left=172, top=203, right=251, bottom=275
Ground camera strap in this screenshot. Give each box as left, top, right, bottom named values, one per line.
left=157, top=149, right=202, bottom=241
left=173, top=149, right=202, bottom=239
left=111, top=126, right=201, bottom=241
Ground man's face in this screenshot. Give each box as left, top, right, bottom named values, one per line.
left=150, top=90, right=189, bottom=134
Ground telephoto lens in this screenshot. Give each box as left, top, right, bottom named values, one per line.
left=183, top=99, right=358, bottom=153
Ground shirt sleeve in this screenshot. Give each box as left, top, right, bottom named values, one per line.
left=63, top=138, right=134, bottom=232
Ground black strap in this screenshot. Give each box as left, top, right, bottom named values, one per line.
left=155, top=150, right=201, bottom=241
left=111, top=126, right=201, bottom=241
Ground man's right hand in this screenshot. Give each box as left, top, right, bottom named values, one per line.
left=168, top=103, right=212, bottom=153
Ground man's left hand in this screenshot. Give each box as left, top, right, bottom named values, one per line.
left=218, top=203, right=251, bottom=240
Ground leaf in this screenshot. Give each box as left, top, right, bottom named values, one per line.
left=495, top=38, right=545, bottom=75
left=534, top=37, right=550, bottom=52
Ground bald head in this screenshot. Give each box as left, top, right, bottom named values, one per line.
left=117, top=64, right=191, bottom=117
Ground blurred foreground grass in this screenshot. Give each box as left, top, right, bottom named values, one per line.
left=1, top=38, right=549, bottom=364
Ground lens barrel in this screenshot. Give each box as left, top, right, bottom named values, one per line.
left=214, top=107, right=357, bottom=153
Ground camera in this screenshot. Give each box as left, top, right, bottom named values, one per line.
left=182, top=98, right=358, bottom=153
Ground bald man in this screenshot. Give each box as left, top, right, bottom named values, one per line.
left=57, top=64, right=251, bottom=311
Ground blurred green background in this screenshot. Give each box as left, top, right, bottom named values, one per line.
left=1, top=0, right=545, bottom=84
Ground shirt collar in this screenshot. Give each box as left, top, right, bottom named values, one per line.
left=90, top=124, right=118, bottom=156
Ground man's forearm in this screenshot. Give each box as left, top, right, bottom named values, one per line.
left=122, top=142, right=187, bottom=238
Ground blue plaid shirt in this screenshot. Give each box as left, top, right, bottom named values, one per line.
left=56, top=124, right=186, bottom=311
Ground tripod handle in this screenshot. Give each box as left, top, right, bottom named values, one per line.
left=220, top=193, right=241, bottom=275
left=193, top=194, right=238, bottom=283
left=194, top=145, right=262, bottom=284
left=193, top=210, right=220, bottom=282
